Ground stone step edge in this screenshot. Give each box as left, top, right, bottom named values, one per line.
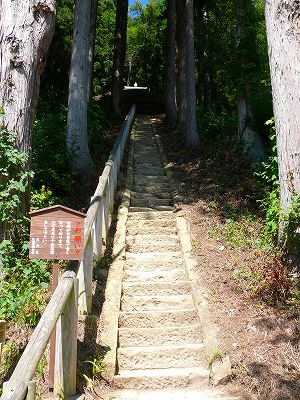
left=117, top=343, right=204, bottom=353
left=115, top=366, right=208, bottom=379
left=118, top=323, right=201, bottom=333
left=175, top=214, right=234, bottom=379
left=111, top=389, right=244, bottom=400
left=122, top=281, right=191, bottom=288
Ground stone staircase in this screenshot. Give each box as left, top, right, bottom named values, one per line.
left=109, top=115, right=242, bottom=400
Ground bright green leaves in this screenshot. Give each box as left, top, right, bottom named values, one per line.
left=0, top=129, right=33, bottom=225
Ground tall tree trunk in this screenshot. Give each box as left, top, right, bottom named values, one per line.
left=176, top=0, right=187, bottom=136
left=0, top=0, right=56, bottom=239
left=87, top=0, right=99, bottom=101
left=165, top=0, right=177, bottom=128
left=185, top=0, right=199, bottom=149
left=0, top=0, right=56, bottom=153
left=196, top=4, right=212, bottom=111
left=265, top=0, right=300, bottom=242
left=112, top=0, right=128, bottom=118
left=236, top=0, right=265, bottom=162
left=66, top=0, right=94, bottom=175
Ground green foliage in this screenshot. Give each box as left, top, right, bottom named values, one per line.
left=41, top=0, right=73, bottom=98
left=280, top=194, right=300, bottom=253
left=209, top=214, right=262, bottom=250
left=31, top=186, right=58, bottom=211
left=0, top=342, right=19, bottom=391
left=197, top=108, right=237, bottom=142
left=79, top=352, right=107, bottom=390
left=32, top=94, right=76, bottom=202
left=255, top=118, right=280, bottom=246
left=0, top=240, right=50, bottom=325
left=126, top=0, right=167, bottom=92
left=0, top=128, right=33, bottom=237
left=206, top=348, right=223, bottom=369
left=93, top=0, right=116, bottom=95
left=87, top=97, right=118, bottom=167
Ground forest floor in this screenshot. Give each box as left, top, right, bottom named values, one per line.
left=156, top=117, right=300, bottom=400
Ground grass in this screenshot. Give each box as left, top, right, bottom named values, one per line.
left=206, top=347, right=224, bottom=369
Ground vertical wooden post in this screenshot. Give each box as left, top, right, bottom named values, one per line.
left=0, top=320, right=6, bottom=366
left=54, top=278, right=78, bottom=398
left=48, top=260, right=59, bottom=390
left=26, top=381, right=37, bottom=400
left=78, top=236, right=93, bottom=316
left=92, top=198, right=103, bottom=259
left=102, top=181, right=109, bottom=243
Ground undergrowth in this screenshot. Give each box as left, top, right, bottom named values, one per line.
left=194, top=111, right=299, bottom=306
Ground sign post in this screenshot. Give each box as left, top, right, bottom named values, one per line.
left=29, top=205, right=86, bottom=390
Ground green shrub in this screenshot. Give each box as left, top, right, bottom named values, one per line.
left=255, top=118, right=280, bottom=247
left=0, top=240, right=50, bottom=325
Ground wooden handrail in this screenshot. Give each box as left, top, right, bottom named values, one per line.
left=1, top=105, right=136, bottom=399
left=77, top=105, right=135, bottom=315
left=1, top=271, right=77, bottom=400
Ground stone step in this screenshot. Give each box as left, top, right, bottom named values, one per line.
left=126, top=226, right=177, bottom=236
left=123, top=268, right=187, bottom=283
left=127, top=211, right=175, bottom=221
left=124, top=261, right=185, bottom=273
left=126, top=219, right=177, bottom=229
left=119, top=309, right=199, bottom=329
left=133, top=161, right=162, bottom=168
left=127, top=242, right=180, bottom=253
left=134, top=160, right=163, bottom=167
left=130, top=198, right=172, bottom=208
left=134, top=176, right=169, bottom=185
left=132, top=186, right=172, bottom=196
left=117, top=343, right=205, bottom=370
left=112, top=388, right=244, bottom=400
left=133, top=169, right=165, bottom=176
left=126, top=234, right=179, bottom=245
left=129, top=206, right=175, bottom=213
left=118, top=324, right=202, bottom=347
left=113, top=367, right=208, bottom=390
left=134, top=149, right=159, bottom=155
left=133, top=157, right=161, bottom=163
left=121, top=294, right=194, bottom=312
left=131, top=191, right=171, bottom=200
left=125, top=252, right=184, bottom=271
left=122, top=281, right=190, bottom=297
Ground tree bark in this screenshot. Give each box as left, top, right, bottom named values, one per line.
left=0, top=0, right=56, bottom=239
left=265, top=0, right=300, bottom=216
left=185, top=0, right=199, bottom=149
left=176, top=0, right=187, bottom=136
left=236, top=0, right=265, bottom=162
left=112, top=0, right=128, bottom=118
left=165, top=0, right=177, bottom=128
left=0, top=0, right=56, bottom=153
left=87, top=0, right=99, bottom=101
left=66, top=0, right=94, bottom=175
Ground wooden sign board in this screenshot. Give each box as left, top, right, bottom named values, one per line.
left=29, top=205, right=86, bottom=261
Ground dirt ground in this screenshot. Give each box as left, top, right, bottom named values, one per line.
left=157, top=119, right=300, bottom=400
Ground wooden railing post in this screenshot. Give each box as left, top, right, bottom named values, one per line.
left=92, top=196, right=103, bottom=259
left=26, top=381, right=36, bottom=400
left=54, top=277, right=78, bottom=398
left=1, top=273, right=75, bottom=400
left=102, top=180, right=110, bottom=243
left=77, top=236, right=93, bottom=316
